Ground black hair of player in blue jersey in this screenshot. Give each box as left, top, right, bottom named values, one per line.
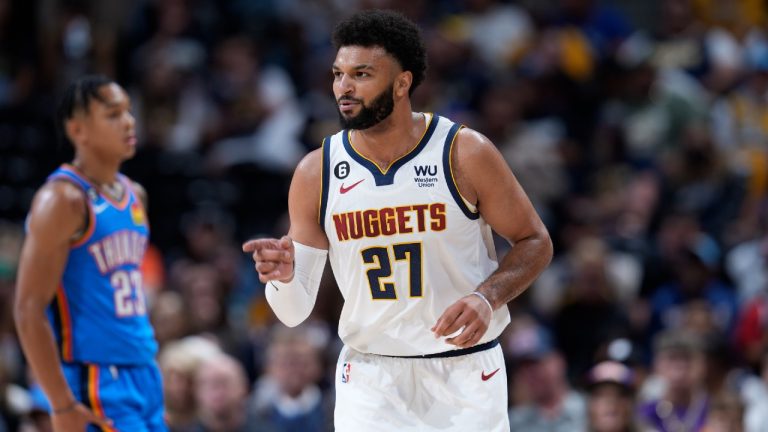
left=332, top=10, right=427, bottom=96
left=56, top=74, right=115, bottom=148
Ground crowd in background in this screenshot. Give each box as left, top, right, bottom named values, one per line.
left=2, top=0, right=768, bottom=430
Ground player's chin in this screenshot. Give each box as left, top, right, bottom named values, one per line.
left=121, top=144, right=137, bottom=159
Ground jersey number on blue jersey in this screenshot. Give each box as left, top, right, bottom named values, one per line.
left=111, top=270, right=147, bottom=317
left=361, top=242, right=422, bottom=300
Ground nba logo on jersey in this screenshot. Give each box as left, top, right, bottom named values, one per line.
left=341, top=362, right=351, bottom=383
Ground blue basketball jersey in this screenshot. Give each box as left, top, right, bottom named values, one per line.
left=45, top=164, right=158, bottom=365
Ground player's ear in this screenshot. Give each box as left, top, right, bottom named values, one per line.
left=395, top=71, right=412, bottom=98
left=65, top=117, right=85, bottom=146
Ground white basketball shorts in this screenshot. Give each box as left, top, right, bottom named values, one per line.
left=334, top=340, right=509, bottom=431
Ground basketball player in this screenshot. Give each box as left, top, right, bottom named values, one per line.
left=14, top=75, right=166, bottom=431
left=243, top=10, right=552, bottom=431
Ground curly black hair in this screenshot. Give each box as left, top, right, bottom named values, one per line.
left=332, top=10, right=427, bottom=95
left=57, top=74, right=115, bottom=148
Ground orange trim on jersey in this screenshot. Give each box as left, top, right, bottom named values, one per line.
left=88, top=365, right=117, bottom=432
left=61, top=164, right=131, bottom=210
left=346, top=113, right=434, bottom=174
left=70, top=200, right=96, bottom=248
left=55, top=285, right=74, bottom=362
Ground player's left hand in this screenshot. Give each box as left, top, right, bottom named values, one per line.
left=431, top=294, right=492, bottom=348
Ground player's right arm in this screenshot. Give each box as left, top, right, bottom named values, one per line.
left=243, top=148, right=329, bottom=327
left=14, top=181, right=111, bottom=431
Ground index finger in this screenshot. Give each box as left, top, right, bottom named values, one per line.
left=242, top=238, right=272, bottom=253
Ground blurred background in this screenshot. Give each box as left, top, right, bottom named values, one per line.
left=1, top=0, right=768, bottom=431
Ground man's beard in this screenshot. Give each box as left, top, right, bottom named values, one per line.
left=337, top=85, right=395, bottom=130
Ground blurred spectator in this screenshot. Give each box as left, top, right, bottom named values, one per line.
left=652, top=0, right=708, bottom=75
left=250, top=326, right=330, bottom=432
left=660, top=121, right=745, bottom=239
left=171, top=261, right=254, bottom=373
left=734, top=289, right=768, bottom=369
left=172, top=207, right=244, bottom=292
left=480, top=77, right=568, bottom=219
left=0, top=223, right=23, bottom=385
left=150, top=290, right=190, bottom=348
left=638, top=330, right=711, bottom=432
left=532, top=229, right=642, bottom=320
left=692, top=0, right=766, bottom=31
left=639, top=210, right=700, bottom=298
left=174, top=263, right=227, bottom=335
left=506, top=318, right=587, bottom=431
left=21, top=384, right=51, bottom=432
left=726, top=217, right=768, bottom=303
left=741, top=349, right=768, bottom=432
left=554, top=0, right=633, bottom=58
left=193, top=352, right=255, bottom=432
left=701, top=391, right=744, bottom=432
left=586, top=361, right=639, bottom=432
left=459, top=0, right=533, bottom=71
left=595, top=31, right=703, bottom=168
left=0, top=0, right=36, bottom=109
left=710, top=42, right=768, bottom=210
left=159, top=336, right=222, bottom=432
left=205, top=34, right=306, bottom=174
left=0, top=357, right=10, bottom=432
left=0, top=361, right=36, bottom=432
left=130, top=41, right=209, bottom=153
left=553, top=236, right=632, bottom=379
left=693, top=0, right=767, bottom=93
left=648, top=233, right=738, bottom=338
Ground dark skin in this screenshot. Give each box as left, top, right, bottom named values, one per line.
left=244, top=45, right=552, bottom=348
left=14, top=83, right=144, bottom=431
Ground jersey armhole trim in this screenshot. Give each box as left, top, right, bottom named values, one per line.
left=318, top=136, right=331, bottom=230
left=442, top=123, right=480, bottom=220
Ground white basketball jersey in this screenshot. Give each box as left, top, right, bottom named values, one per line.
left=320, top=113, right=511, bottom=356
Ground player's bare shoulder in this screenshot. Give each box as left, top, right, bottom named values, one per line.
left=291, top=148, right=323, bottom=198
left=27, top=180, right=87, bottom=239
left=290, top=147, right=324, bottom=207
left=294, top=147, right=323, bottom=183
left=450, top=127, right=506, bottom=206
left=32, top=180, right=87, bottom=216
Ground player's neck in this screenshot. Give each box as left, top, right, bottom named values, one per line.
left=352, top=108, right=425, bottom=169
left=71, top=155, right=120, bottom=187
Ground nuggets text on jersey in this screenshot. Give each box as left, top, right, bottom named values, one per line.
left=331, top=203, right=446, bottom=241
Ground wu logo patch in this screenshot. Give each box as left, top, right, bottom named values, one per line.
left=341, top=362, right=351, bottom=383
left=414, top=165, right=437, bottom=176
left=413, top=165, right=438, bottom=188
